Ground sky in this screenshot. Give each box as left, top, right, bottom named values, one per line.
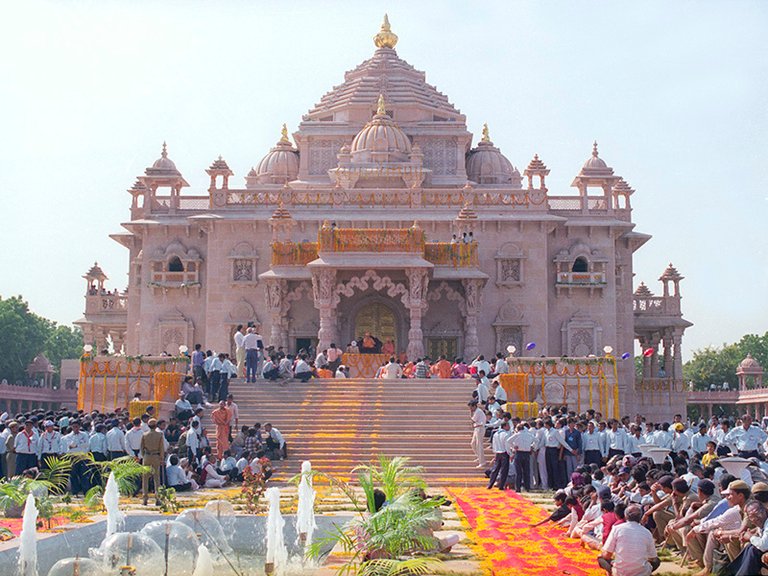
left=0, top=0, right=766, bottom=360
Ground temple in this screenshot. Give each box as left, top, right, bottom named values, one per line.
left=76, top=15, right=691, bottom=416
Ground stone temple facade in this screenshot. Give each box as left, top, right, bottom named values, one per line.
left=76, top=16, right=691, bottom=414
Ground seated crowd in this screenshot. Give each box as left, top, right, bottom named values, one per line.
left=472, top=379, right=768, bottom=576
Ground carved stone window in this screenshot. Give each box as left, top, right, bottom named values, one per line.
left=495, top=243, right=525, bottom=287
left=229, top=241, right=259, bottom=286
left=554, top=241, right=608, bottom=296
left=561, top=311, right=602, bottom=357
left=149, top=240, right=202, bottom=294
left=492, top=301, right=527, bottom=354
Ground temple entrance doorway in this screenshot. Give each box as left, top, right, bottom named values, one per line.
left=427, top=338, right=458, bottom=361
left=296, top=337, right=314, bottom=354
left=353, top=302, right=397, bottom=354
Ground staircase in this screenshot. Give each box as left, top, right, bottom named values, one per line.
left=227, top=378, right=491, bottom=486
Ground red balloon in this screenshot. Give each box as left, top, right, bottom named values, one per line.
left=643, top=348, right=655, bottom=357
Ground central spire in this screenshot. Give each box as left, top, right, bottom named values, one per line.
left=373, top=14, right=398, bottom=49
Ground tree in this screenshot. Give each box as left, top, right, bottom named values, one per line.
left=0, top=295, right=82, bottom=384
left=683, top=332, right=768, bottom=390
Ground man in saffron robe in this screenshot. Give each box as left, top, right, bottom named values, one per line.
left=211, top=401, right=231, bottom=459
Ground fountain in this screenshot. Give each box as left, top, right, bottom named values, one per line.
left=139, top=521, right=199, bottom=576
left=19, top=493, right=39, bottom=576
left=638, top=443, right=657, bottom=459
left=47, top=557, right=104, bottom=576
left=204, top=500, right=236, bottom=543
left=719, top=457, right=752, bottom=478
left=100, top=532, right=162, bottom=575
left=295, top=461, right=317, bottom=552
left=104, top=473, right=125, bottom=539
left=191, top=545, right=214, bottom=576
left=264, top=488, right=288, bottom=576
left=647, top=447, right=672, bottom=465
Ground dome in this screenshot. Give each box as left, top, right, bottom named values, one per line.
left=254, top=125, right=300, bottom=185
left=579, top=141, right=614, bottom=176
left=739, top=354, right=762, bottom=371
left=147, top=142, right=180, bottom=174
left=465, top=124, right=522, bottom=187
left=350, top=95, right=412, bottom=163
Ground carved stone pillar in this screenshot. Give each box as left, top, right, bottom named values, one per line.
left=406, top=268, right=429, bottom=360
left=640, top=335, right=652, bottom=378
left=662, top=331, right=672, bottom=378
left=111, top=331, right=126, bottom=355
left=311, top=269, right=337, bottom=352
left=650, top=334, right=660, bottom=377
left=672, top=331, right=683, bottom=380
left=462, top=278, right=484, bottom=360
left=265, top=278, right=288, bottom=351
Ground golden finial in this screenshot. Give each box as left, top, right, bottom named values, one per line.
left=373, top=14, right=398, bottom=49
left=280, top=124, right=290, bottom=144
left=376, top=94, right=387, bottom=116
left=161, top=141, right=168, bottom=158
left=481, top=123, right=491, bottom=143
left=592, top=140, right=599, bottom=157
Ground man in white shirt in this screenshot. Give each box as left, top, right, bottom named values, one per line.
left=264, top=423, right=286, bottom=460
left=599, top=504, right=659, bottom=576
left=691, top=424, right=713, bottom=457
left=725, top=414, right=768, bottom=458
left=39, top=420, right=63, bottom=466
left=508, top=423, right=536, bottom=492
left=243, top=327, right=264, bottom=383
left=62, top=421, right=91, bottom=495
left=491, top=353, right=509, bottom=377
left=469, top=400, right=487, bottom=469
left=487, top=421, right=510, bottom=490
left=475, top=377, right=489, bottom=405
left=384, top=357, right=402, bottom=379
left=14, top=420, right=39, bottom=474
left=166, top=455, right=193, bottom=492
left=185, top=421, right=201, bottom=464
left=294, top=354, right=313, bottom=382
left=106, top=421, right=128, bottom=459
left=125, top=419, right=144, bottom=457
left=233, top=324, right=246, bottom=379
left=471, top=355, right=491, bottom=378
left=315, top=349, right=328, bottom=370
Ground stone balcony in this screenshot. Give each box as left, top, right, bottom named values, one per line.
left=84, top=292, right=128, bottom=315
left=633, top=295, right=681, bottom=316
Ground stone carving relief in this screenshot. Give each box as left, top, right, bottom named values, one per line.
left=333, top=270, right=410, bottom=308
left=561, top=311, right=602, bottom=358
left=229, top=241, right=258, bottom=284
left=156, top=308, right=193, bottom=354
left=427, top=281, right=466, bottom=317
left=233, top=260, right=253, bottom=282
left=309, top=139, right=346, bottom=175
left=312, top=269, right=337, bottom=307
left=421, top=137, right=458, bottom=176
left=495, top=243, right=524, bottom=286
left=227, top=298, right=259, bottom=324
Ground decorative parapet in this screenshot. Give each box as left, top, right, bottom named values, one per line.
left=270, top=241, right=318, bottom=266
left=84, top=292, right=128, bottom=314
left=556, top=271, right=606, bottom=286
left=317, top=227, right=425, bottom=253
left=424, top=242, right=478, bottom=267
left=633, top=295, right=681, bottom=316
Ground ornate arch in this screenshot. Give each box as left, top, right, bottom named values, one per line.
left=426, top=281, right=466, bottom=317
left=333, top=270, right=410, bottom=308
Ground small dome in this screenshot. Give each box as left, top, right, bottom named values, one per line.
left=579, top=141, right=614, bottom=176
left=145, top=142, right=182, bottom=177
left=739, top=354, right=762, bottom=371
left=254, top=126, right=300, bottom=185
left=350, top=95, right=411, bottom=163
left=465, top=124, right=522, bottom=187
left=634, top=282, right=654, bottom=297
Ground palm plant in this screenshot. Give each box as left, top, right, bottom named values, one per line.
left=83, top=455, right=150, bottom=506
left=352, top=456, right=426, bottom=502
left=0, top=457, right=72, bottom=518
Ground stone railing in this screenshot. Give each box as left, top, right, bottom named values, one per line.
left=85, top=293, right=128, bottom=314
left=149, top=270, right=200, bottom=287
left=424, top=242, right=478, bottom=267
left=270, top=241, right=319, bottom=266
left=556, top=271, right=606, bottom=285
left=687, top=389, right=740, bottom=403
left=317, top=227, right=425, bottom=253
left=633, top=295, right=681, bottom=316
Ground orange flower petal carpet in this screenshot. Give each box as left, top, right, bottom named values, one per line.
left=446, top=487, right=603, bottom=576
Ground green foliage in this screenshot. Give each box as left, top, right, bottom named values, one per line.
left=84, top=455, right=150, bottom=496
left=0, top=295, right=82, bottom=384
left=156, top=485, right=178, bottom=513
left=684, top=332, right=768, bottom=389
left=353, top=456, right=426, bottom=503
left=307, top=456, right=443, bottom=576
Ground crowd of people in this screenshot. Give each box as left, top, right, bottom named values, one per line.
left=0, top=382, right=286, bottom=505
left=466, top=354, right=768, bottom=575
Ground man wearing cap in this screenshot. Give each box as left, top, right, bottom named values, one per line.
left=140, top=418, right=165, bottom=506
left=62, top=421, right=91, bottom=495
left=725, top=413, right=767, bottom=459
left=39, top=420, right=62, bottom=468
left=14, top=420, right=39, bottom=474
left=243, top=327, right=264, bottom=383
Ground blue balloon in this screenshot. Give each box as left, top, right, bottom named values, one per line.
left=526, top=342, right=536, bottom=351
left=621, top=352, right=631, bottom=360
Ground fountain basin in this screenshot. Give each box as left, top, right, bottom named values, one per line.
left=0, top=514, right=351, bottom=576
left=719, top=457, right=752, bottom=477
